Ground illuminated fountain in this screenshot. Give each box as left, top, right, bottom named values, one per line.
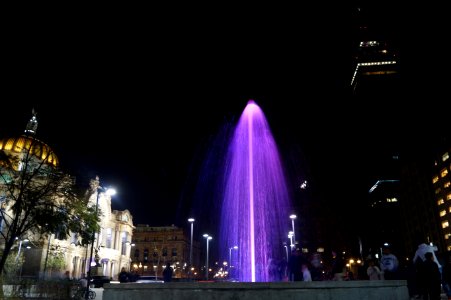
left=220, top=100, right=291, bottom=282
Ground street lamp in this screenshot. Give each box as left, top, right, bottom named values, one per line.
left=283, top=243, right=289, bottom=262
left=188, top=218, right=195, bottom=279
left=290, top=214, right=297, bottom=247
left=288, top=232, right=294, bottom=250
left=203, top=234, right=212, bottom=280
left=86, top=185, right=116, bottom=299
left=15, top=237, right=29, bottom=263
left=228, top=245, right=238, bottom=280
left=228, top=246, right=238, bottom=268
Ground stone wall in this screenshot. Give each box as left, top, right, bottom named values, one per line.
left=104, top=280, right=409, bottom=300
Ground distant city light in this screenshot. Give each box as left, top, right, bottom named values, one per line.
left=300, top=180, right=308, bottom=189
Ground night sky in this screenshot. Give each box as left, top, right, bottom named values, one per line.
left=1, top=3, right=448, bottom=247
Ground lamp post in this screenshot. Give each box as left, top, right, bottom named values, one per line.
left=290, top=214, right=297, bottom=248
left=188, top=218, right=195, bottom=279
left=228, top=245, right=238, bottom=280
left=203, top=234, right=212, bottom=280
left=86, top=185, right=116, bottom=300
left=228, top=246, right=238, bottom=268
left=283, top=243, right=289, bottom=262
left=15, top=237, right=29, bottom=263
left=288, top=232, right=294, bottom=250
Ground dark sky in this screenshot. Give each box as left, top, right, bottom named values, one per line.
left=1, top=3, right=448, bottom=242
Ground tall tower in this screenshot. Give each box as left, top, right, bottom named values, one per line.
left=433, top=145, right=451, bottom=251
left=351, top=4, right=399, bottom=95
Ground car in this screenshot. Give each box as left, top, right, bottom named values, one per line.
left=90, top=275, right=111, bottom=288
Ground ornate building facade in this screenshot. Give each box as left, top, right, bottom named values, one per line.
left=0, top=111, right=134, bottom=280
left=131, top=224, right=201, bottom=279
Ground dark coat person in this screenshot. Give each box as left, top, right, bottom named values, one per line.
left=163, top=262, right=174, bottom=282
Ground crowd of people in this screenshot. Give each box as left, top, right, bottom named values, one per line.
left=275, top=240, right=448, bottom=299
left=57, top=239, right=449, bottom=299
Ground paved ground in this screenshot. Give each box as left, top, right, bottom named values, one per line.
left=91, top=287, right=103, bottom=299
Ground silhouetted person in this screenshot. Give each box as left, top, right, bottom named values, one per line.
left=289, top=248, right=303, bottom=281
left=441, top=251, right=451, bottom=299
left=419, top=252, right=441, bottom=300
left=163, top=262, right=174, bottom=282
left=330, top=250, right=345, bottom=281
left=119, top=267, right=129, bottom=283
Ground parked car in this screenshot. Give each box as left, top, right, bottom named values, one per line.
left=90, top=275, right=111, bottom=288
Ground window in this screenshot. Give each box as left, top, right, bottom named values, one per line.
left=171, top=248, right=177, bottom=257
left=443, top=152, right=450, bottom=162
left=105, top=228, right=112, bottom=249
left=440, top=210, right=446, bottom=217
left=162, top=247, right=168, bottom=256
left=144, top=249, right=149, bottom=262
left=445, top=182, right=451, bottom=188
left=134, top=249, right=140, bottom=259
left=442, top=168, right=449, bottom=178
left=433, top=176, right=439, bottom=184
left=438, top=199, right=444, bottom=205
left=442, top=221, right=449, bottom=229
left=121, top=232, right=128, bottom=255
left=447, top=193, right=451, bottom=201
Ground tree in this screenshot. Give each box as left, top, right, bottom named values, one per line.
left=0, top=135, right=99, bottom=276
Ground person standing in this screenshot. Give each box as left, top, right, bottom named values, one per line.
left=119, top=267, right=129, bottom=283
left=441, top=251, right=451, bottom=299
left=79, top=273, right=88, bottom=288
left=413, top=242, right=442, bottom=272
left=301, top=263, right=312, bottom=282
left=330, top=250, right=345, bottom=281
left=418, top=252, right=441, bottom=300
left=367, top=259, right=382, bottom=280
left=163, top=262, right=174, bottom=282
left=380, top=246, right=399, bottom=280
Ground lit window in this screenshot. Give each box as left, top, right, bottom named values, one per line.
left=106, top=228, right=112, bottom=248
left=440, top=210, right=447, bottom=217
left=448, top=207, right=451, bottom=213
left=445, top=182, right=451, bottom=188
left=447, top=194, right=451, bottom=201
left=433, top=176, right=440, bottom=184
left=443, top=152, right=450, bottom=162
left=448, top=246, right=451, bottom=251
left=442, top=168, right=449, bottom=178
left=446, top=234, right=451, bottom=240
left=387, top=198, right=398, bottom=203
left=121, top=232, right=128, bottom=255
left=438, top=199, right=445, bottom=205
left=442, top=221, right=449, bottom=228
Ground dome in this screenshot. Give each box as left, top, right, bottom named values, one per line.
left=0, top=135, right=59, bottom=167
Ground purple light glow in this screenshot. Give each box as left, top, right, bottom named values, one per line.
left=220, top=100, right=291, bottom=282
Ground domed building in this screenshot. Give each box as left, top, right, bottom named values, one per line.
left=0, top=111, right=58, bottom=169
left=0, top=111, right=134, bottom=280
